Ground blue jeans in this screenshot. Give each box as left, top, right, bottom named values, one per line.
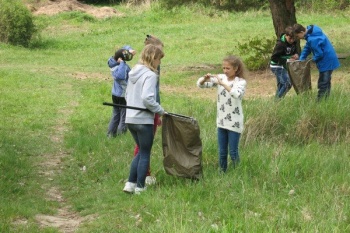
left=270, top=66, right=291, bottom=98
left=217, top=127, right=241, bottom=172
left=317, top=70, right=333, bottom=101
left=127, top=124, right=154, bottom=188
left=107, top=95, right=127, bottom=137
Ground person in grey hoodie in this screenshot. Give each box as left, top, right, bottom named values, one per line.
left=123, top=44, right=166, bottom=194
left=107, top=45, right=135, bottom=137
left=133, top=34, right=164, bottom=186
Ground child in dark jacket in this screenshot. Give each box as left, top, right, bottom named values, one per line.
left=270, top=26, right=299, bottom=99
left=107, top=45, right=136, bottom=137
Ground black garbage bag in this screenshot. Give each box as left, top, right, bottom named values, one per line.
left=287, top=60, right=312, bottom=94
left=162, top=113, right=203, bottom=180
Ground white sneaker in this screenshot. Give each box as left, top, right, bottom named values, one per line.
left=123, top=182, right=136, bottom=194
left=134, top=187, right=147, bottom=195
left=145, top=176, right=156, bottom=186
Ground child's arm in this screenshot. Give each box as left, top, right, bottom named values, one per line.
left=197, top=74, right=217, bottom=88
left=300, top=43, right=312, bottom=61
left=230, top=79, right=247, bottom=99
left=114, top=61, right=129, bottom=80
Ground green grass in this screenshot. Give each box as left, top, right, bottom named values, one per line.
left=1, top=3, right=350, bottom=232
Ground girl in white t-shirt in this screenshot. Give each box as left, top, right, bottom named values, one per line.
left=197, top=55, right=247, bottom=172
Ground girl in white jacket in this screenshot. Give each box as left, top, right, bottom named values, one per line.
left=197, top=55, right=247, bottom=172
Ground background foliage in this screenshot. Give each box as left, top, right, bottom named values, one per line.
left=236, top=37, right=275, bottom=70
left=0, top=0, right=36, bottom=47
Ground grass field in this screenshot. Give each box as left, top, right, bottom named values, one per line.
left=1, top=2, right=350, bottom=232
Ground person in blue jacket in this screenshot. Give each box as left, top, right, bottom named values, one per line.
left=107, top=45, right=136, bottom=137
left=293, top=24, right=340, bottom=101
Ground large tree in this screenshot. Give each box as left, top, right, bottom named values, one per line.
left=268, top=0, right=297, bottom=38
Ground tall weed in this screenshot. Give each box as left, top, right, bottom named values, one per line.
left=242, top=88, right=350, bottom=145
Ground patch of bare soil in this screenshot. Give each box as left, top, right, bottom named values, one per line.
left=71, top=71, right=108, bottom=81
left=30, top=0, right=123, bottom=19
left=161, top=67, right=277, bottom=100
left=32, top=93, right=93, bottom=232
left=245, top=70, right=277, bottom=98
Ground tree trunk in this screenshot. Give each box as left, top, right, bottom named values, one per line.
left=268, top=0, right=297, bottom=38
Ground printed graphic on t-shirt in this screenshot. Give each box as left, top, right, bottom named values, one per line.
left=220, top=89, right=226, bottom=97
left=232, top=107, right=240, bottom=115
left=232, top=122, right=240, bottom=128
left=224, top=113, right=232, bottom=121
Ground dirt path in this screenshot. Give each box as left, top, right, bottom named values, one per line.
left=27, top=3, right=121, bottom=229
left=33, top=88, right=90, bottom=232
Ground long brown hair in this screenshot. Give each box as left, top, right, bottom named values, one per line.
left=223, top=55, right=247, bottom=79
left=139, top=44, right=164, bottom=72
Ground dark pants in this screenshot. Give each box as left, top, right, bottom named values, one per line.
left=107, top=95, right=127, bottom=137
left=317, top=70, right=333, bottom=101
left=133, top=114, right=160, bottom=176
left=127, top=124, right=154, bottom=188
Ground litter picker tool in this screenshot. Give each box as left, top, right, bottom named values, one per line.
left=103, top=102, right=191, bottom=119
left=103, top=102, right=151, bottom=112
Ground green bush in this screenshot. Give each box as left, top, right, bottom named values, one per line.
left=236, top=36, right=275, bottom=71
left=0, top=0, right=36, bottom=47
